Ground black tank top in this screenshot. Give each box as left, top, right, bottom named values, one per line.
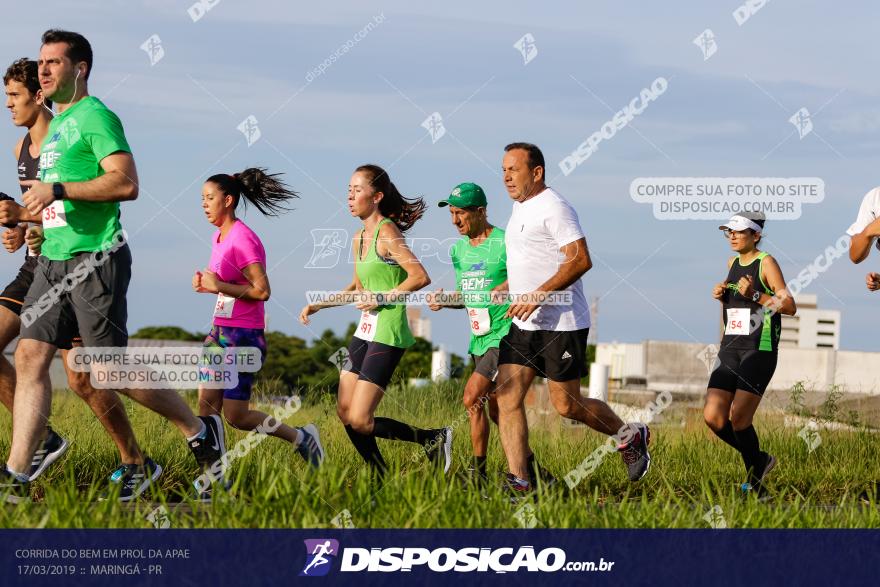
left=17, top=132, right=39, bottom=190
left=16, top=133, right=40, bottom=257
left=720, top=252, right=781, bottom=352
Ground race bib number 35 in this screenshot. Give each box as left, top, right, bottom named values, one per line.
left=42, top=200, right=68, bottom=228
left=725, top=307, right=750, bottom=336
left=467, top=307, right=491, bottom=336
left=213, top=293, right=236, bottom=319
left=355, top=310, right=379, bottom=342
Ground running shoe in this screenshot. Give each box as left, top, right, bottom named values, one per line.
left=28, top=425, right=70, bottom=481
left=189, top=415, right=226, bottom=471
left=0, top=468, right=30, bottom=504
left=528, top=457, right=558, bottom=491
left=502, top=472, right=533, bottom=503
left=425, top=427, right=453, bottom=473
left=103, top=457, right=163, bottom=502
left=295, top=424, right=325, bottom=468
left=192, top=477, right=233, bottom=503
left=617, top=423, right=651, bottom=482
left=858, top=482, right=880, bottom=505
left=742, top=452, right=776, bottom=498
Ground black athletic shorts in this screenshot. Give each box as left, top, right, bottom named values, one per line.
left=0, top=255, right=38, bottom=315
left=345, top=337, right=406, bottom=390
left=498, top=323, right=589, bottom=382
left=707, top=347, right=778, bottom=396
left=470, top=347, right=500, bottom=382
left=20, top=244, right=131, bottom=349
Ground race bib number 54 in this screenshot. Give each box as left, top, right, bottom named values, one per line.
left=42, top=200, right=67, bottom=228
left=213, top=293, right=236, bottom=318
left=725, top=307, right=750, bottom=336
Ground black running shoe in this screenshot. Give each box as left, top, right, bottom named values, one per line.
left=858, top=482, right=880, bottom=505
left=502, top=473, right=533, bottom=504
left=189, top=415, right=226, bottom=471
left=742, top=452, right=776, bottom=498
left=528, top=458, right=558, bottom=491
left=618, top=423, right=651, bottom=482
left=28, top=426, right=70, bottom=481
left=0, top=468, right=30, bottom=504
left=424, top=427, right=453, bottom=473
left=103, top=457, right=163, bottom=502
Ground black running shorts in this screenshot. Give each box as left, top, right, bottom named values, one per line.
left=345, top=337, right=406, bottom=390
left=707, top=347, right=778, bottom=396
left=19, top=245, right=131, bottom=349
left=0, top=255, right=38, bottom=315
left=498, top=323, right=589, bottom=382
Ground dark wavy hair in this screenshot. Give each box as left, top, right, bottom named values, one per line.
left=355, top=164, right=425, bottom=232
left=206, top=168, right=298, bottom=216
left=3, top=58, right=52, bottom=108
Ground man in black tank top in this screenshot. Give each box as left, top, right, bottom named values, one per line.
left=0, top=58, right=146, bottom=489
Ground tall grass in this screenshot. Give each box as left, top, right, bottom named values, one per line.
left=1, top=382, right=879, bottom=529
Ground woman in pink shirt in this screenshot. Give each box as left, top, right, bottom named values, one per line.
left=192, top=168, right=324, bottom=500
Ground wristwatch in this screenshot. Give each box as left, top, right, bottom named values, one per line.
left=750, top=290, right=761, bottom=303
left=52, top=183, right=66, bottom=200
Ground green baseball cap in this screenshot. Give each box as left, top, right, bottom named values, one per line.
left=438, top=182, right=487, bottom=208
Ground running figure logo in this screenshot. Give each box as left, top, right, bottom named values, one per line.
left=300, top=539, right=339, bottom=577
left=237, top=114, right=262, bottom=146
left=421, top=112, right=446, bottom=143
left=513, top=33, right=538, bottom=65
left=692, top=29, right=717, bottom=61
left=139, top=34, right=165, bottom=66
left=306, top=229, right=348, bottom=269
left=789, top=107, right=813, bottom=139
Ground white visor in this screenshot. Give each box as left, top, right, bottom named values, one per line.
left=719, top=215, right=762, bottom=233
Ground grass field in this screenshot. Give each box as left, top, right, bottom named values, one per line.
left=1, top=381, right=879, bottom=529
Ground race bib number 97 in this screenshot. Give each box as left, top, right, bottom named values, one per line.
left=355, top=310, right=379, bottom=342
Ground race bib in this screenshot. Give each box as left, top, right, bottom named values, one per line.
left=213, top=293, right=236, bottom=319
left=725, top=307, right=750, bottom=336
left=467, top=307, right=491, bottom=336
left=42, top=200, right=67, bottom=228
left=354, top=310, right=379, bottom=342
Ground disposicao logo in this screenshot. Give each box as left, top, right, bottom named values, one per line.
left=300, top=539, right=339, bottom=577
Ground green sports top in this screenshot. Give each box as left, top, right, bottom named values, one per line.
left=38, top=96, right=131, bottom=261
left=353, top=218, right=415, bottom=348
left=451, top=227, right=512, bottom=356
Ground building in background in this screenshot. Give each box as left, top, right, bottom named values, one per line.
left=407, top=307, right=432, bottom=341
left=780, top=294, right=840, bottom=350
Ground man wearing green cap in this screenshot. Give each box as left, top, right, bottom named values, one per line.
left=428, top=183, right=548, bottom=486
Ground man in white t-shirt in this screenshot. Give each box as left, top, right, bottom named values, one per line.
left=495, top=142, right=651, bottom=497
left=847, top=187, right=880, bottom=293
left=847, top=187, right=880, bottom=501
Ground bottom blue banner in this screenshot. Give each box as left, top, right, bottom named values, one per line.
left=1, top=529, right=876, bottom=586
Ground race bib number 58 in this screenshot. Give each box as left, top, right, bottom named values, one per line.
left=467, top=307, right=491, bottom=336
left=42, top=200, right=67, bottom=228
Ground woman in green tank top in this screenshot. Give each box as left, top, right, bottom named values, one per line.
left=299, top=164, right=453, bottom=481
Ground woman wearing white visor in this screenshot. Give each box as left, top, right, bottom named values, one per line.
left=704, top=212, right=797, bottom=497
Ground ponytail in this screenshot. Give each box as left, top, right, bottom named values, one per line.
left=355, top=164, right=425, bottom=232
left=207, top=167, right=298, bottom=217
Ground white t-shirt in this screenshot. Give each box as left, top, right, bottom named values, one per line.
left=504, top=187, right=591, bottom=331
left=847, top=187, right=880, bottom=251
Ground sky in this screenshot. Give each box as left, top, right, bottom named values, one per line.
left=2, top=1, right=879, bottom=356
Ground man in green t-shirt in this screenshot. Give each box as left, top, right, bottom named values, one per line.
left=428, top=183, right=551, bottom=487
left=0, top=30, right=225, bottom=504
